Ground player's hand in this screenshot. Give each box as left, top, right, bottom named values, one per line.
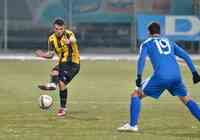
left=192, top=71, right=200, bottom=84
left=35, top=49, right=46, bottom=58
left=135, top=75, right=142, bottom=87
left=64, top=37, right=71, bottom=45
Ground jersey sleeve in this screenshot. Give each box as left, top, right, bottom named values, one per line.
left=174, top=42, right=196, bottom=73
left=69, top=32, right=77, bottom=43
left=48, top=36, right=54, bottom=52
left=65, top=30, right=77, bottom=43
left=137, top=43, right=148, bottom=76
left=47, top=36, right=55, bottom=58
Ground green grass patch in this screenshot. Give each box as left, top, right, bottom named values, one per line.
left=0, top=60, right=200, bottom=140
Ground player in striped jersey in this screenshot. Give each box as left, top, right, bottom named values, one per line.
left=36, top=18, right=80, bottom=116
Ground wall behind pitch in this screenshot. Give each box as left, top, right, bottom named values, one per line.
left=137, top=15, right=200, bottom=41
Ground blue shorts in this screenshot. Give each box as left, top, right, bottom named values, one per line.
left=141, top=76, right=187, bottom=99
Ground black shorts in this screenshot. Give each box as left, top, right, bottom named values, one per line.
left=58, top=63, right=80, bottom=85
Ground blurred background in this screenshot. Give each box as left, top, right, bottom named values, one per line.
left=0, top=0, right=199, bottom=54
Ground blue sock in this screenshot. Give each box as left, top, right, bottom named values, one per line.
left=186, top=99, right=200, bottom=121
left=130, top=96, right=141, bottom=126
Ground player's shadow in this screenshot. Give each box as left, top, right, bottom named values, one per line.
left=145, top=126, right=200, bottom=139
left=66, top=111, right=100, bottom=121
left=169, top=133, right=200, bottom=139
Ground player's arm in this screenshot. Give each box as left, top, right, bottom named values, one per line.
left=136, top=43, right=148, bottom=87
left=174, top=43, right=200, bottom=84
left=35, top=40, right=54, bottom=59
left=35, top=35, right=55, bottom=59
left=64, top=31, right=77, bottom=45
left=35, top=49, right=54, bottom=59
left=68, top=32, right=77, bottom=43
left=174, top=43, right=196, bottom=72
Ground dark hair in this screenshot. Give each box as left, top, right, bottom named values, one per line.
left=148, top=22, right=160, bottom=35
left=53, top=18, right=65, bottom=26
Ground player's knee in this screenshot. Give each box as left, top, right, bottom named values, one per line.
left=51, top=70, right=59, bottom=76
left=59, top=81, right=66, bottom=91
left=131, top=89, right=141, bottom=97
left=179, top=95, right=191, bottom=104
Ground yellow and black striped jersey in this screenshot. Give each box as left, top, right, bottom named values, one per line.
left=48, top=29, right=80, bottom=64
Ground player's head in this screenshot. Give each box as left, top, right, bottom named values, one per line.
left=148, top=22, right=160, bottom=36
left=53, top=18, right=65, bottom=37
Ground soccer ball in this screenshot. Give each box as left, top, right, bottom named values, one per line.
left=38, top=94, right=53, bottom=109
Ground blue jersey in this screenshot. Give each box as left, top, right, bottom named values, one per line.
left=137, top=37, right=196, bottom=79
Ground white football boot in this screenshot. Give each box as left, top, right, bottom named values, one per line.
left=46, top=83, right=57, bottom=89
left=38, top=83, right=57, bottom=90
left=117, top=123, right=139, bottom=132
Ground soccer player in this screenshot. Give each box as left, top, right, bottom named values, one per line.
left=118, top=22, right=200, bottom=131
left=35, top=18, right=80, bottom=116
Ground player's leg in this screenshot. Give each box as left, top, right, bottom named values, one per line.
left=38, top=65, right=59, bottom=90
left=118, top=76, right=165, bottom=132
left=50, top=65, right=59, bottom=86
left=57, top=63, right=80, bottom=117
left=130, top=88, right=145, bottom=126
left=57, top=80, right=68, bottom=117
left=118, top=88, right=144, bottom=131
left=169, top=80, right=200, bottom=121
left=179, top=95, right=200, bottom=121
